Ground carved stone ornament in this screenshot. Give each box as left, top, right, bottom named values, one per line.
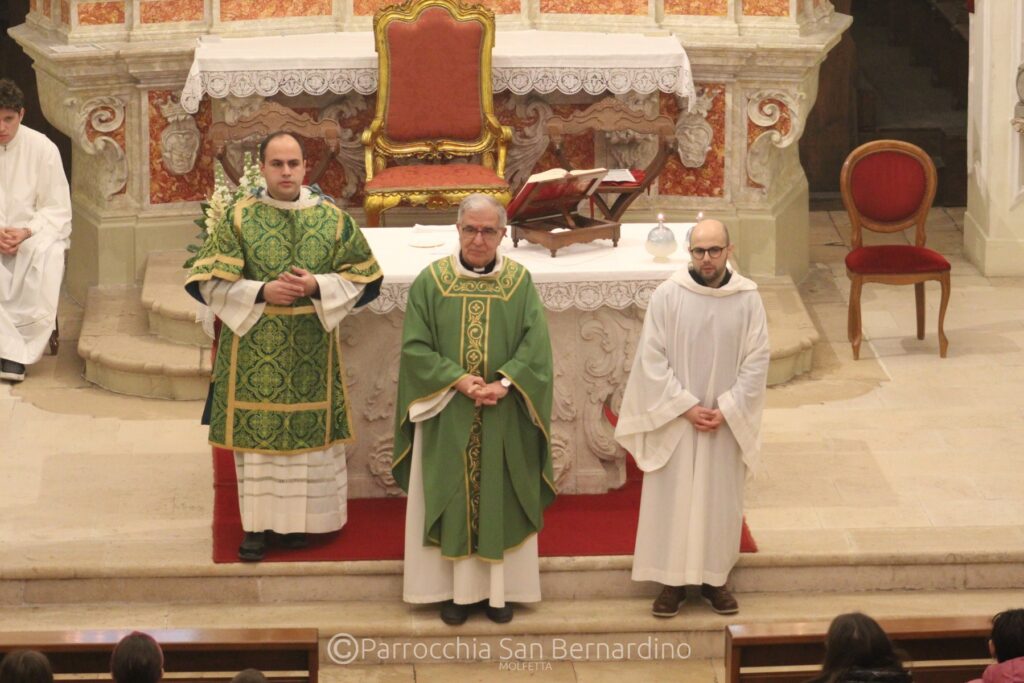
left=220, top=96, right=266, bottom=181
left=321, top=94, right=370, bottom=201
left=745, top=89, right=805, bottom=190
left=675, top=87, right=715, bottom=169
left=158, top=97, right=201, bottom=176
left=604, top=93, right=660, bottom=171
left=65, top=95, right=127, bottom=199
left=500, top=94, right=554, bottom=192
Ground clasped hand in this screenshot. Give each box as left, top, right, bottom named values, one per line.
left=262, top=267, right=318, bottom=305
left=682, top=405, right=724, bottom=432
left=455, top=375, right=509, bottom=407
left=0, top=227, right=31, bottom=256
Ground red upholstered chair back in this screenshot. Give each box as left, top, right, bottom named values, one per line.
left=840, top=140, right=937, bottom=249
left=384, top=7, right=484, bottom=143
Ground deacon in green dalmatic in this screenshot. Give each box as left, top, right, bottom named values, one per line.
left=186, top=131, right=382, bottom=562
left=393, top=193, right=555, bottom=626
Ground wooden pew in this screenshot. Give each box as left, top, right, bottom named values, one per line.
left=726, top=616, right=991, bottom=683
left=0, top=628, right=319, bottom=683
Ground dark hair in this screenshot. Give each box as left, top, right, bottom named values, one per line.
left=991, top=608, right=1024, bottom=662
left=816, top=613, right=907, bottom=683
left=0, top=79, right=25, bottom=112
left=0, top=650, right=53, bottom=683
left=231, top=669, right=269, bottom=683
left=258, top=131, right=305, bottom=163
left=110, top=631, right=164, bottom=683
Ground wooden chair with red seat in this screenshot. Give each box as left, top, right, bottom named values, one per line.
left=361, top=0, right=512, bottom=227
left=840, top=139, right=951, bottom=360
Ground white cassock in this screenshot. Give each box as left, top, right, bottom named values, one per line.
left=0, top=125, right=72, bottom=365
left=615, top=267, right=770, bottom=587
left=402, top=252, right=541, bottom=608
left=199, top=271, right=365, bottom=534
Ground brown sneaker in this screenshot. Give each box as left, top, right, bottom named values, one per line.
left=651, top=585, right=686, bottom=618
left=700, top=583, right=738, bottom=614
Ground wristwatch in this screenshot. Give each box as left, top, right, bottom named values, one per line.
left=499, top=377, right=512, bottom=389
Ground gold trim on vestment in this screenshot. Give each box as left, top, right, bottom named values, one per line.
left=185, top=269, right=242, bottom=285
left=193, top=254, right=244, bottom=268
left=208, top=436, right=353, bottom=457
left=233, top=400, right=330, bottom=412
left=337, top=256, right=382, bottom=283
left=225, top=333, right=240, bottom=449
left=335, top=330, right=356, bottom=444
left=263, top=305, right=317, bottom=316
left=231, top=196, right=257, bottom=238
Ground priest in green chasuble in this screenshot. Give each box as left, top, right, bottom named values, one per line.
left=186, top=132, right=382, bottom=562
left=393, top=194, right=555, bottom=625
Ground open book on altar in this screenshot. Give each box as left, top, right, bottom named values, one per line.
left=506, top=167, right=608, bottom=222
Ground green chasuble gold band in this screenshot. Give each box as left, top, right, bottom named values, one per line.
left=186, top=190, right=381, bottom=455
left=393, top=255, right=556, bottom=561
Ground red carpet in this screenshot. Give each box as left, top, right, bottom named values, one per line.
left=213, top=448, right=756, bottom=563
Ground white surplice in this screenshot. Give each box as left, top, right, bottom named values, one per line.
left=615, top=267, right=770, bottom=587
left=0, top=125, right=72, bottom=365
left=198, top=191, right=366, bottom=533
left=401, top=249, right=541, bottom=608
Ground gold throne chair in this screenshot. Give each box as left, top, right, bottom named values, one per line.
left=361, top=0, right=513, bottom=226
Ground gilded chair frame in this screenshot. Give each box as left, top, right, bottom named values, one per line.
left=840, top=139, right=950, bottom=360
left=361, top=0, right=512, bottom=225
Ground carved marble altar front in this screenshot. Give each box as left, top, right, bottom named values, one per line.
left=10, top=0, right=849, bottom=301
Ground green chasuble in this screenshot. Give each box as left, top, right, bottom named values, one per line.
left=393, top=254, right=556, bottom=561
left=185, top=188, right=381, bottom=455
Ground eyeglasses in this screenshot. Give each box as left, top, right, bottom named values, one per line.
left=460, top=226, right=503, bottom=240
left=689, top=246, right=727, bottom=259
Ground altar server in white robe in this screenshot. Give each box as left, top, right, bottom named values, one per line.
left=0, top=79, right=72, bottom=383
left=615, top=219, right=769, bottom=618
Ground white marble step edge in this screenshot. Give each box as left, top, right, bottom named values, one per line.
left=140, top=250, right=211, bottom=348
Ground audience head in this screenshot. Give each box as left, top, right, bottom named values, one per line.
left=231, top=669, right=269, bottom=683
left=110, top=631, right=164, bottom=683
left=990, top=608, right=1024, bottom=663
left=0, top=650, right=53, bottom=683
left=818, top=613, right=906, bottom=682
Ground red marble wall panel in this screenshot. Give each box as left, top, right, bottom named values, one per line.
left=658, top=85, right=725, bottom=198
left=745, top=96, right=791, bottom=188
left=60, top=0, right=70, bottom=25
left=43, top=0, right=52, bottom=18
left=665, top=0, right=728, bottom=15
left=540, top=0, right=646, bottom=15
left=743, top=0, right=789, bottom=16
left=31, top=0, right=38, bottom=14
left=354, top=0, right=519, bottom=14
left=77, top=0, right=125, bottom=24
left=148, top=90, right=214, bottom=204
left=493, top=96, right=595, bottom=179
left=220, top=0, right=331, bottom=21
left=141, top=0, right=204, bottom=23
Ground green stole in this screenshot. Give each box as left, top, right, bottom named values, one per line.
left=186, top=192, right=380, bottom=454
left=393, top=255, right=556, bottom=561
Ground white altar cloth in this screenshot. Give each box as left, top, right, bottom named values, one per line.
left=180, top=31, right=694, bottom=113
left=361, top=222, right=694, bottom=314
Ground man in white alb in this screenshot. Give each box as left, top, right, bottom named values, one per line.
left=0, top=79, right=72, bottom=383
left=615, top=219, right=770, bottom=618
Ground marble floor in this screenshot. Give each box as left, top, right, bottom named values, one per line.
left=1, top=207, right=1023, bottom=681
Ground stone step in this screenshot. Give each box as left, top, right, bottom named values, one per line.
left=141, top=250, right=211, bottom=348
left=0, top=589, right=1016, bottom=666
left=77, top=285, right=210, bottom=400
left=1, top=550, right=1020, bottom=607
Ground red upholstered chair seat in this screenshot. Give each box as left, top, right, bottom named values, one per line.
left=364, top=164, right=508, bottom=191
left=846, top=245, right=951, bottom=275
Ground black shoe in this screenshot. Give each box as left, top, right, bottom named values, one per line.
left=440, top=600, right=470, bottom=626
left=238, top=532, right=266, bottom=562
left=484, top=604, right=513, bottom=624
left=0, top=359, right=26, bottom=382
left=271, top=531, right=309, bottom=550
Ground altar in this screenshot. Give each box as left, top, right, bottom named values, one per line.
left=341, top=222, right=688, bottom=499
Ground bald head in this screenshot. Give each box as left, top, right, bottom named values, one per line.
left=689, top=219, right=729, bottom=247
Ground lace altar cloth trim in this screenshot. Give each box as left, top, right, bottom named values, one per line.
left=180, top=30, right=694, bottom=113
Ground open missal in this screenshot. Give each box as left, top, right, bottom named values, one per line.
left=507, top=168, right=621, bottom=257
